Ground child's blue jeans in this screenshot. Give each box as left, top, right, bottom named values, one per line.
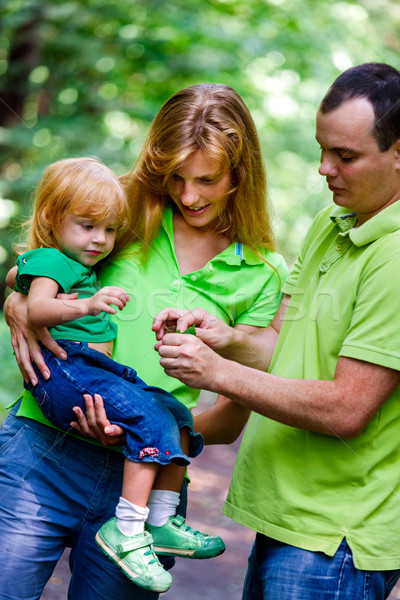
left=25, top=340, right=203, bottom=466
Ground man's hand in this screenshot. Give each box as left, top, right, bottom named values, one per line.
left=70, top=394, right=126, bottom=446
left=153, top=307, right=234, bottom=353
left=157, top=331, right=224, bottom=391
left=4, top=292, right=67, bottom=385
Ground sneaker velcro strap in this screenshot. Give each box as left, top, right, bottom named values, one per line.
left=171, top=515, right=185, bottom=527
left=116, top=532, right=154, bottom=554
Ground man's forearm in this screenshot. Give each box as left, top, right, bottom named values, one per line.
left=207, top=355, right=400, bottom=439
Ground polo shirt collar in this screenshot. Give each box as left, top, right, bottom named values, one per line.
left=330, top=201, right=400, bottom=247
left=162, top=205, right=265, bottom=266
left=330, top=208, right=357, bottom=233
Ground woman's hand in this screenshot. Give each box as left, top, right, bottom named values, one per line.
left=157, top=331, right=225, bottom=391
left=70, top=394, right=126, bottom=446
left=4, top=292, right=67, bottom=385
left=153, top=307, right=234, bottom=353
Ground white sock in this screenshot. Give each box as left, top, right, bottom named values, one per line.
left=147, top=489, right=180, bottom=527
left=115, top=496, right=149, bottom=537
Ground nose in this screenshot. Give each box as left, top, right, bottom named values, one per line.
left=92, top=228, right=106, bottom=244
left=180, top=182, right=199, bottom=207
left=319, top=152, right=339, bottom=177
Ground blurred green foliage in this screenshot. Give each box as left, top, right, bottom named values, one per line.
left=0, top=0, right=399, bottom=408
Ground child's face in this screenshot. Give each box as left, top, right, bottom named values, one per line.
left=59, top=213, right=118, bottom=266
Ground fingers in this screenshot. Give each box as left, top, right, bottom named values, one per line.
left=84, top=393, right=100, bottom=430
left=70, top=395, right=103, bottom=438
left=70, top=405, right=93, bottom=437
left=91, top=394, right=124, bottom=437
left=95, top=287, right=130, bottom=312
left=28, top=327, right=68, bottom=383
left=70, top=394, right=126, bottom=446
left=157, top=334, right=201, bottom=370
left=13, top=333, right=37, bottom=385
left=156, top=330, right=222, bottom=391
left=101, top=287, right=130, bottom=303
left=153, top=308, right=185, bottom=334
left=71, top=396, right=96, bottom=438
left=39, top=330, right=67, bottom=360
left=158, top=333, right=187, bottom=351
left=153, top=308, right=204, bottom=340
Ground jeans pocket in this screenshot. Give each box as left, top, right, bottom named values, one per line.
left=0, top=414, right=27, bottom=455
left=29, top=382, right=53, bottom=421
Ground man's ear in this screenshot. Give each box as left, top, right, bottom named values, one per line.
left=394, top=140, right=400, bottom=171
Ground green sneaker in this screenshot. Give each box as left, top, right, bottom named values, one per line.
left=146, top=515, right=225, bottom=559
left=95, top=517, right=172, bottom=593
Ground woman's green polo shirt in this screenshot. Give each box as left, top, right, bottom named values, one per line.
left=102, top=207, right=287, bottom=411
left=224, top=202, right=400, bottom=570
left=16, top=206, right=287, bottom=423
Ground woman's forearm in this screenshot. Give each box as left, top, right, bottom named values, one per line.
left=217, top=325, right=279, bottom=371
left=193, top=394, right=250, bottom=445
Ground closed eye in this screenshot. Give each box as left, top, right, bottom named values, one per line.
left=338, top=154, right=356, bottom=163
left=198, top=177, right=215, bottom=184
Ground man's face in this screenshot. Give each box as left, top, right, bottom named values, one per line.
left=316, top=97, right=400, bottom=226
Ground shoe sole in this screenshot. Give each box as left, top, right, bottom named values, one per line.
left=153, top=544, right=225, bottom=559
left=95, top=532, right=171, bottom=593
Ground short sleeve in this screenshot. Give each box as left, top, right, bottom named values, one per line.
left=235, top=255, right=288, bottom=327
left=16, top=249, right=79, bottom=294
left=340, top=247, right=400, bottom=371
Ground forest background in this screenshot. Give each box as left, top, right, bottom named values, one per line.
left=0, top=0, right=399, bottom=412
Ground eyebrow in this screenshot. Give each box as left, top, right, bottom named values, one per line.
left=315, top=137, right=356, bottom=154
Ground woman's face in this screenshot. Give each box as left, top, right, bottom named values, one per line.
left=167, top=150, right=231, bottom=231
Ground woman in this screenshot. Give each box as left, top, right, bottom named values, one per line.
left=2, top=83, right=287, bottom=600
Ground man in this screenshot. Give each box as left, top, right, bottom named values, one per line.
left=155, top=63, right=400, bottom=599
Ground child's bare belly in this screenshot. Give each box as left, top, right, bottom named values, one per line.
left=88, top=340, right=113, bottom=358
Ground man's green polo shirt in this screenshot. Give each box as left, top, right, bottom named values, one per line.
left=224, top=201, right=400, bottom=570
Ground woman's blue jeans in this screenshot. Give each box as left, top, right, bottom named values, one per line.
left=0, top=402, right=187, bottom=600
left=243, top=534, right=400, bottom=600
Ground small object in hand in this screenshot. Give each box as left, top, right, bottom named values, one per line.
left=176, top=325, right=197, bottom=336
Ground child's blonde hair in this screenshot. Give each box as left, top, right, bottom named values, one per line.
left=18, top=157, right=130, bottom=257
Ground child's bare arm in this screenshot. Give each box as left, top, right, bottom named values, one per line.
left=6, top=265, right=18, bottom=290
left=27, top=277, right=130, bottom=328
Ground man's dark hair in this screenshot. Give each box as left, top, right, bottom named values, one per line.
left=320, top=62, right=400, bottom=151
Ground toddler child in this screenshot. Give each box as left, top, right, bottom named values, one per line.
left=7, top=157, right=225, bottom=593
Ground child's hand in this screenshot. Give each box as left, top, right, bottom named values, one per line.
left=87, top=286, right=130, bottom=315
